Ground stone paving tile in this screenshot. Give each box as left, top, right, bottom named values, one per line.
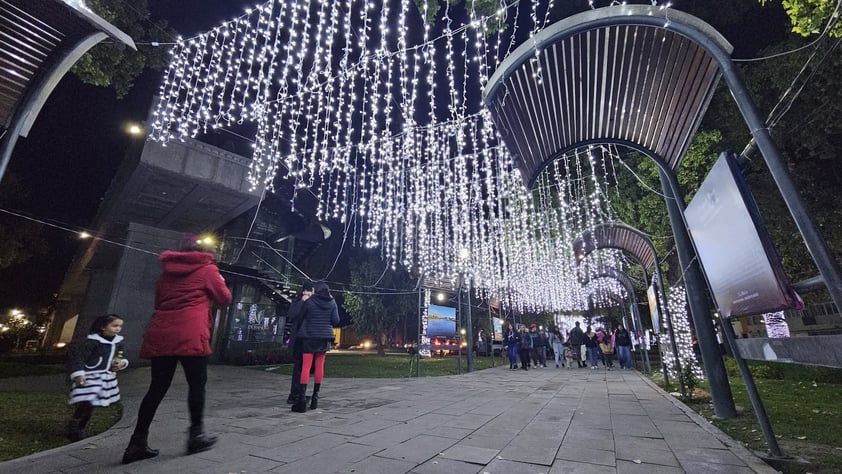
left=673, top=446, right=748, bottom=466
left=206, top=453, right=288, bottom=473
left=555, top=446, right=616, bottom=467
left=655, top=420, right=712, bottom=436
left=680, top=461, right=759, bottom=474
left=662, top=433, right=725, bottom=450
left=440, top=443, right=501, bottom=464
left=337, top=455, right=416, bottom=474
left=520, top=420, right=567, bottom=440
left=268, top=441, right=382, bottom=473
left=324, top=417, right=400, bottom=437
left=560, top=434, right=615, bottom=452
left=570, top=416, right=612, bottom=431
left=614, top=443, right=680, bottom=467
left=549, top=460, right=617, bottom=474
left=563, top=427, right=613, bottom=441
left=612, top=435, right=671, bottom=453
left=253, top=432, right=351, bottom=463
left=374, top=433, right=458, bottom=464
left=497, top=442, right=559, bottom=466
left=1, top=365, right=779, bottom=474
left=483, top=458, right=554, bottom=474
left=353, top=423, right=426, bottom=448
left=430, top=425, right=476, bottom=440
left=458, top=433, right=517, bottom=450
left=615, top=459, right=685, bottom=474
left=410, top=457, right=483, bottom=474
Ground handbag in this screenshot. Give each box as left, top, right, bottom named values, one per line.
left=599, top=342, right=614, bottom=355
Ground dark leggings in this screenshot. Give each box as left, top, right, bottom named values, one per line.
left=132, top=356, right=208, bottom=436
left=72, top=401, right=93, bottom=422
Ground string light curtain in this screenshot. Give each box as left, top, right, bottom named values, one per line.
left=149, top=0, right=639, bottom=313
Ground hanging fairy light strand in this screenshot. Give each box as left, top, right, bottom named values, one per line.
left=148, top=0, right=667, bottom=314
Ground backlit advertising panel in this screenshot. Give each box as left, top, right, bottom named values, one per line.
left=426, top=304, right=457, bottom=338
left=685, top=153, right=796, bottom=318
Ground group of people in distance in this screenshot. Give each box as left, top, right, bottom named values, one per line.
left=64, top=233, right=339, bottom=466
left=503, top=320, right=635, bottom=371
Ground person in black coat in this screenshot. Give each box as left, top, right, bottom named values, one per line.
left=285, top=281, right=314, bottom=405
left=291, top=281, right=340, bottom=412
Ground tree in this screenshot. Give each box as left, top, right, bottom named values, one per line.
left=71, top=0, right=174, bottom=98
left=760, top=0, right=842, bottom=37
left=343, top=249, right=417, bottom=355
left=0, top=173, right=47, bottom=270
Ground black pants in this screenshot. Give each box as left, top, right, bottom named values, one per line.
left=290, top=347, right=303, bottom=395
left=132, top=356, right=208, bottom=437
left=518, top=348, right=531, bottom=369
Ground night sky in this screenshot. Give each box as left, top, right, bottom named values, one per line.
left=0, top=0, right=789, bottom=313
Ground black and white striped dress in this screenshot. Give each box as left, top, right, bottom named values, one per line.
left=67, top=333, right=128, bottom=407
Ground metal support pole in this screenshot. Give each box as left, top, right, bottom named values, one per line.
left=417, top=288, right=422, bottom=377
left=457, top=288, right=462, bottom=375
left=466, top=279, right=474, bottom=373
left=720, top=315, right=784, bottom=457
left=659, top=168, right=736, bottom=418
left=488, top=303, right=495, bottom=367
left=717, top=61, right=842, bottom=312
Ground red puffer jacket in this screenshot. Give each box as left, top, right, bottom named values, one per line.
left=139, top=251, right=232, bottom=358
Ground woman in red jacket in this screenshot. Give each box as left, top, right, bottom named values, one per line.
left=122, top=234, right=232, bottom=464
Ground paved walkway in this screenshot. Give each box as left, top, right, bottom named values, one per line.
left=0, top=363, right=777, bottom=473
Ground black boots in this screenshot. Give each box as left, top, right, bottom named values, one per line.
left=122, top=434, right=159, bottom=464
left=291, top=392, right=307, bottom=412
left=187, top=425, right=217, bottom=455
left=286, top=382, right=299, bottom=404
left=309, top=384, right=320, bottom=410
left=66, top=417, right=87, bottom=442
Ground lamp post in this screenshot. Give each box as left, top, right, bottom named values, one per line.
left=458, top=248, right=474, bottom=373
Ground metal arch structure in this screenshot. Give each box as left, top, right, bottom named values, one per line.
left=0, top=0, right=136, bottom=182
left=580, top=266, right=652, bottom=374
left=573, top=222, right=658, bottom=272
left=573, top=222, right=677, bottom=384
left=483, top=5, right=842, bottom=422
left=483, top=5, right=731, bottom=187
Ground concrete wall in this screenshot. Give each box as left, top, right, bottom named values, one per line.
left=72, top=223, right=181, bottom=364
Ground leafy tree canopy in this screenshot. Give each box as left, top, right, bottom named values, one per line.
left=72, top=0, right=174, bottom=98
left=343, top=249, right=417, bottom=354
left=760, top=0, right=842, bottom=37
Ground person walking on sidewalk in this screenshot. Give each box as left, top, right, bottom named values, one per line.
left=568, top=321, right=585, bottom=368
left=584, top=325, right=600, bottom=369
left=291, top=281, right=340, bottom=412
left=517, top=324, right=532, bottom=370
left=285, top=281, right=315, bottom=404
left=122, top=234, right=232, bottom=464
left=504, top=323, right=519, bottom=369
left=614, top=323, right=634, bottom=369
left=548, top=326, right=565, bottom=368
left=66, top=314, right=128, bottom=442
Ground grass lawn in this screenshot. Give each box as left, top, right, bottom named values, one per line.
left=0, top=391, right=121, bottom=462
left=266, top=352, right=505, bottom=378
left=654, top=362, right=842, bottom=474
left=0, top=361, right=65, bottom=378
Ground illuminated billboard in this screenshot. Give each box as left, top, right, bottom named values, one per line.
left=685, top=153, right=797, bottom=318
left=426, top=304, right=457, bottom=338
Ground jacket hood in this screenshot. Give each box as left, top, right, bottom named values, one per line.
left=160, top=250, right=215, bottom=276
left=310, top=293, right=335, bottom=310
